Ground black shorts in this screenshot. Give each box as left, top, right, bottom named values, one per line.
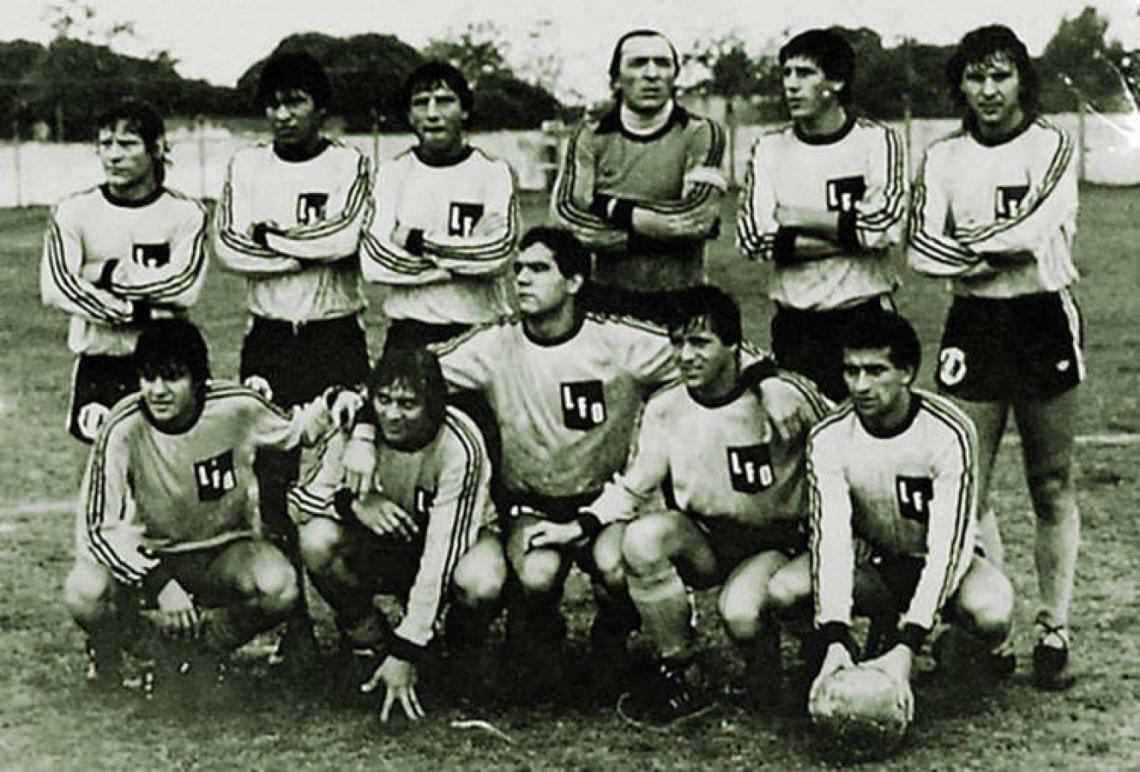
left=384, top=319, right=472, bottom=351
left=239, top=315, right=369, bottom=408
left=693, top=516, right=805, bottom=586
left=68, top=354, right=137, bottom=442
left=936, top=291, right=1084, bottom=402
left=770, top=295, right=895, bottom=402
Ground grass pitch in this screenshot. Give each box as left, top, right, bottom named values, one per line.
left=1, top=189, right=1138, bottom=769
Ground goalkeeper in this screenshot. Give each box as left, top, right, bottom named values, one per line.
left=807, top=311, right=1014, bottom=701
left=289, top=346, right=497, bottom=722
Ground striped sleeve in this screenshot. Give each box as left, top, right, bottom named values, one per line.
left=392, top=412, right=488, bottom=656
left=264, top=150, right=375, bottom=261
left=78, top=402, right=158, bottom=586
left=852, top=120, right=907, bottom=251
left=634, top=117, right=727, bottom=216
left=736, top=135, right=778, bottom=260
left=772, top=369, right=835, bottom=424
left=900, top=399, right=976, bottom=632
left=213, top=152, right=304, bottom=276
left=40, top=200, right=135, bottom=324
left=952, top=121, right=1077, bottom=254
left=360, top=155, right=450, bottom=285
left=431, top=321, right=502, bottom=393
left=110, top=194, right=209, bottom=306
left=423, top=155, right=520, bottom=275
left=549, top=122, right=628, bottom=250
left=587, top=392, right=672, bottom=524
left=906, top=139, right=985, bottom=277
left=807, top=411, right=857, bottom=629
left=289, top=430, right=349, bottom=521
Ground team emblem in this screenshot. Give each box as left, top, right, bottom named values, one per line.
left=132, top=243, right=170, bottom=268
left=994, top=185, right=1029, bottom=219
left=560, top=380, right=606, bottom=429
left=937, top=347, right=967, bottom=388
left=448, top=202, right=485, bottom=237
left=826, top=176, right=867, bottom=213
left=896, top=476, right=934, bottom=522
left=296, top=192, right=329, bottom=224
left=414, top=487, right=435, bottom=519
left=726, top=444, right=775, bottom=493
left=194, top=450, right=237, bottom=501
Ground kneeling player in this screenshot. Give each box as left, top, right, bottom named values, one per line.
left=809, top=312, right=1014, bottom=709
left=291, top=347, right=496, bottom=722
left=63, top=319, right=361, bottom=706
left=583, top=286, right=831, bottom=725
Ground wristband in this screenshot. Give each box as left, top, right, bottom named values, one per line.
left=404, top=228, right=425, bottom=256
left=96, top=260, right=119, bottom=290
left=897, top=623, right=929, bottom=654
left=837, top=209, right=859, bottom=250
left=610, top=199, right=635, bottom=229
left=131, top=302, right=151, bottom=324
left=576, top=512, right=602, bottom=541
left=251, top=222, right=271, bottom=247
left=773, top=228, right=798, bottom=263
left=389, top=634, right=429, bottom=663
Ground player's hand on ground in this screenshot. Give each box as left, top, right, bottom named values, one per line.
left=361, top=656, right=425, bottom=722
left=155, top=578, right=201, bottom=639
left=863, top=643, right=914, bottom=685
left=342, top=434, right=378, bottom=498
left=809, top=642, right=854, bottom=704
left=330, top=389, right=364, bottom=430
left=522, top=519, right=582, bottom=550
left=353, top=494, right=419, bottom=541
left=470, top=212, right=506, bottom=237
left=243, top=375, right=274, bottom=401
left=757, top=377, right=812, bottom=442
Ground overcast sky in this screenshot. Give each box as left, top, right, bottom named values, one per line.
left=7, top=0, right=1140, bottom=100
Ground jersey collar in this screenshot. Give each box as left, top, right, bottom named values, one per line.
left=858, top=391, right=922, bottom=439
left=100, top=184, right=165, bottom=208
left=273, top=137, right=330, bottom=163
left=413, top=145, right=474, bottom=167
left=793, top=112, right=856, bottom=145
left=965, top=112, right=1036, bottom=147
left=522, top=307, right=586, bottom=347
left=597, top=102, right=690, bottom=142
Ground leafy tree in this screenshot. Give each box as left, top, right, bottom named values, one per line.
left=1038, top=6, right=1127, bottom=112
left=424, top=22, right=513, bottom=89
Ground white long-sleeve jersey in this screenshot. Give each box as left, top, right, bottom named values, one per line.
left=41, top=185, right=208, bottom=355
left=361, top=146, right=520, bottom=325
left=213, top=139, right=371, bottom=322
left=737, top=117, right=905, bottom=311
left=807, top=390, right=978, bottom=636
left=907, top=116, right=1078, bottom=298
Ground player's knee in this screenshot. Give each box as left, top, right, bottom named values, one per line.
left=960, top=582, right=1014, bottom=643
left=621, top=514, right=674, bottom=573
left=592, top=526, right=627, bottom=593
left=298, top=518, right=347, bottom=574
left=1027, top=467, right=1077, bottom=524
left=718, top=593, right=763, bottom=642
left=515, top=551, right=563, bottom=596
left=246, top=555, right=298, bottom=615
left=453, top=548, right=506, bottom=609
left=766, top=568, right=809, bottom=614
left=64, top=561, right=116, bottom=624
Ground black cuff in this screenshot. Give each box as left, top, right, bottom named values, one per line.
left=323, top=385, right=343, bottom=410
left=131, top=302, right=151, bottom=324
left=97, top=260, right=119, bottom=290
left=404, top=228, right=425, bottom=256
left=251, top=222, right=271, bottom=247
left=333, top=488, right=357, bottom=522
left=837, top=209, right=859, bottom=250
left=576, top=512, right=602, bottom=541
left=389, top=634, right=430, bottom=663
left=610, top=199, right=635, bottom=229
left=773, top=228, right=798, bottom=263
left=140, top=562, right=171, bottom=598
left=589, top=194, right=614, bottom=218
left=897, top=623, right=929, bottom=653
left=818, top=620, right=852, bottom=646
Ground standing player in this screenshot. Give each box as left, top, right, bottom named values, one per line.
left=361, top=61, right=520, bottom=349
left=551, top=29, right=727, bottom=296
left=41, top=98, right=208, bottom=444
left=809, top=312, right=1014, bottom=703
left=63, top=319, right=362, bottom=704
left=907, top=25, right=1080, bottom=689
left=584, top=286, right=831, bottom=725
left=291, top=347, right=495, bottom=723
left=213, top=51, right=373, bottom=665
left=737, top=28, right=905, bottom=401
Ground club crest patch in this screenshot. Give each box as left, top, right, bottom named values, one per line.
left=826, top=176, right=867, bottom=213
left=994, top=185, right=1029, bottom=219
left=194, top=450, right=237, bottom=501
left=726, top=444, right=775, bottom=493
left=132, top=243, right=170, bottom=268
left=448, top=202, right=485, bottom=237
left=296, top=192, right=329, bottom=224
left=560, top=380, right=606, bottom=430
left=896, top=476, right=934, bottom=522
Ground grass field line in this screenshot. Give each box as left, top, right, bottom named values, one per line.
left=1, top=432, right=1137, bottom=520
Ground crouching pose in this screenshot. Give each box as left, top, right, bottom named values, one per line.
left=583, top=286, right=831, bottom=726
left=291, top=347, right=497, bottom=723
left=64, top=318, right=361, bottom=706
left=809, top=312, right=1015, bottom=708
